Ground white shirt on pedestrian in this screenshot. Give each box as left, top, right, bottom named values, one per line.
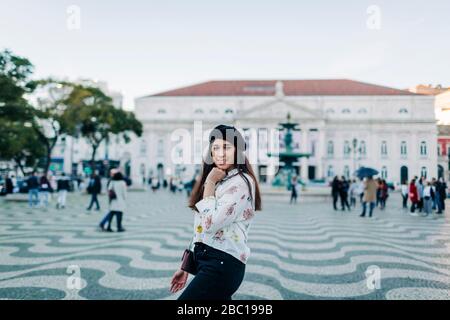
left=423, top=186, right=432, bottom=198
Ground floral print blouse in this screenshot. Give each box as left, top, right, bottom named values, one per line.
left=192, top=168, right=256, bottom=264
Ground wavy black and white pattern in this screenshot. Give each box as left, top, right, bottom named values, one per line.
left=0, top=192, right=449, bottom=300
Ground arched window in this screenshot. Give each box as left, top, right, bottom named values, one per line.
left=225, top=109, right=234, bottom=114
left=421, top=166, right=427, bottom=178
left=210, top=109, right=219, bottom=114
left=343, top=165, right=350, bottom=179
left=157, top=108, right=166, bottom=114
left=327, top=141, right=334, bottom=156
left=400, top=141, right=407, bottom=156
left=343, top=140, right=351, bottom=157
left=399, top=108, right=408, bottom=114
left=342, top=108, right=351, bottom=114
left=360, top=141, right=366, bottom=156
left=381, top=141, right=388, bottom=156
left=325, top=108, right=335, bottom=114
left=420, top=141, right=427, bottom=156
left=381, top=166, right=388, bottom=179
left=327, top=165, right=334, bottom=178
left=357, top=108, right=368, bottom=114
left=194, top=108, right=204, bottom=114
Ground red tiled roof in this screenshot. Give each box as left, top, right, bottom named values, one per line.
left=149, top=79, right=419, bottom=97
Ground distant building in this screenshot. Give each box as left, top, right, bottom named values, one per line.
left=131, top=79, right=438, bottom=186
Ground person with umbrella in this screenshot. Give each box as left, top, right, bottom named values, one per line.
left=356, top=167, right=379, bottom=218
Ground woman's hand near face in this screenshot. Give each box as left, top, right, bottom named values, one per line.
left=206, top=167, right=226, bottom=184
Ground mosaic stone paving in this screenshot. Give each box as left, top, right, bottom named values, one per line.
left=1, top=190, right=450, bottom=300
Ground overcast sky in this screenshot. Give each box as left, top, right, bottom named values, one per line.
left=1, top=0, right=449, bottom=109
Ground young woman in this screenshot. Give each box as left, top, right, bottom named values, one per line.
left=170, top=124, right=262, bottom=300
left=106, top=171, right=127, bottom=232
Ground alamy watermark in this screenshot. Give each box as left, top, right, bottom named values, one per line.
left=365, top=265, right=381, bottom=290
left=66, top=5, right=81, bottom=31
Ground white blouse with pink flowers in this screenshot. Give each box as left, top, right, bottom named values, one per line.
left=192, top=168, right=256, bottom=264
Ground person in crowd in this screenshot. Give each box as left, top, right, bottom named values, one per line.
left=27, top=171, right=40, bottom=208
left=105, top=171, right=127, bottom=232
left=86, top=172, right=102, bottom=211
left=422, top=181, right=435, bottom=216
left=331, top=176, right=340, bottom=211
left=375, top=178, right=382, bottom=207
left=379, top=180, right=389, bottom=210
left=39, top=174, right=52, bottom=208
left=339, top=176, right=351, bottom=211
left=360, top=176, right=377, bottom=218
left=348, top=179, right=358, bottom=209
left=290, top=175, right=299, bottom=204
left=435, top=177, right=447, bottom=214
left=416, top=177, right=424, bottom=213
left=4, top=174, right=14, bottom=194
left=56, top=173, right=71, bottom=209
left=400, top=180, right=409, bottom=210
left=409, top=178, right=419, bottom=214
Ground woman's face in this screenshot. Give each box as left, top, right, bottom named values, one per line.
left=211, top=139, right=235, bottom=171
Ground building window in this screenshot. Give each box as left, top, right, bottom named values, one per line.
left=421, top=166, right=427, bottom=178
left=325, top=108, right=335, bottom=114
left=400, top=141, right=407, bottom=156
left=399, top=108, right=408, bottom=114
left=360, top=141, right=366, bottom=156
left=343, top=140, right=351, bottom=158
left=342, top=108, right=351, bottom=114
left=225, top=109, right=234, bottom=114
left=157, top=139, right=164, bottom=157
left=437, top=145, right=441, bottom=156
left=327, top=141, right=334, bottom=157
left=327, top=165, right=334, bottom=178
left=343, top=165, right=350, bottom=179
left=381, top=141, right=388, bottom=156
left=194, top=108, right=204, bottom=114
left=157, top=109, right=166, bottom=114
left=311, top=141, right=316, bottom=157
left=140, top=139, right=147, bottom=156
left=420, top=141, right=427, bottom=156
left=381, top=166, right=388, bottom=179
left=357, top=108, right=368, bottom=114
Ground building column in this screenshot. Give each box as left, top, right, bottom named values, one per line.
left=317, top=128, right=325, bottom=179
left=301, top=128, right=309, bottom=182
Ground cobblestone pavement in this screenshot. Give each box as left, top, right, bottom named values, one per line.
left=0, top=190, right=449, bottom=300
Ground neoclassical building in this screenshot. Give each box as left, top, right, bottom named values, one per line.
left=132, top=79, right=437, bottom=186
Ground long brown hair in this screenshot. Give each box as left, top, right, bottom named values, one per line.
left=188, top=125, right=262, bottom=212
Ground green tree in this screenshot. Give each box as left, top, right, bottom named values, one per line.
left=0, top=49, right=43, bottom=172
left=62, top=85, right=143, bottom=167
left=0, top=120, right=45, bottom=175
left=27, top=79, right=78, bottom=174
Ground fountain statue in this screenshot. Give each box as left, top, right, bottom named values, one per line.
left=268, top=112, right=311, bottom=189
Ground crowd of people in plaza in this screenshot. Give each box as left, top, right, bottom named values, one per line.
left=329, top=175, right=447, bottom=218
left=1, top=168, right=199, bottom=234
left=1, top=171, right=74, bottom=209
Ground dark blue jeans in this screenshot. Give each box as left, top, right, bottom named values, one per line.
left=87, top=193, right=100, bottom=210
left=361, top=202, right=375, bottom=217
left=178, top=242, right=245, bottom=300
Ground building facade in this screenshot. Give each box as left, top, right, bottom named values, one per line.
left=130, top=79, right=437, bottom=186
